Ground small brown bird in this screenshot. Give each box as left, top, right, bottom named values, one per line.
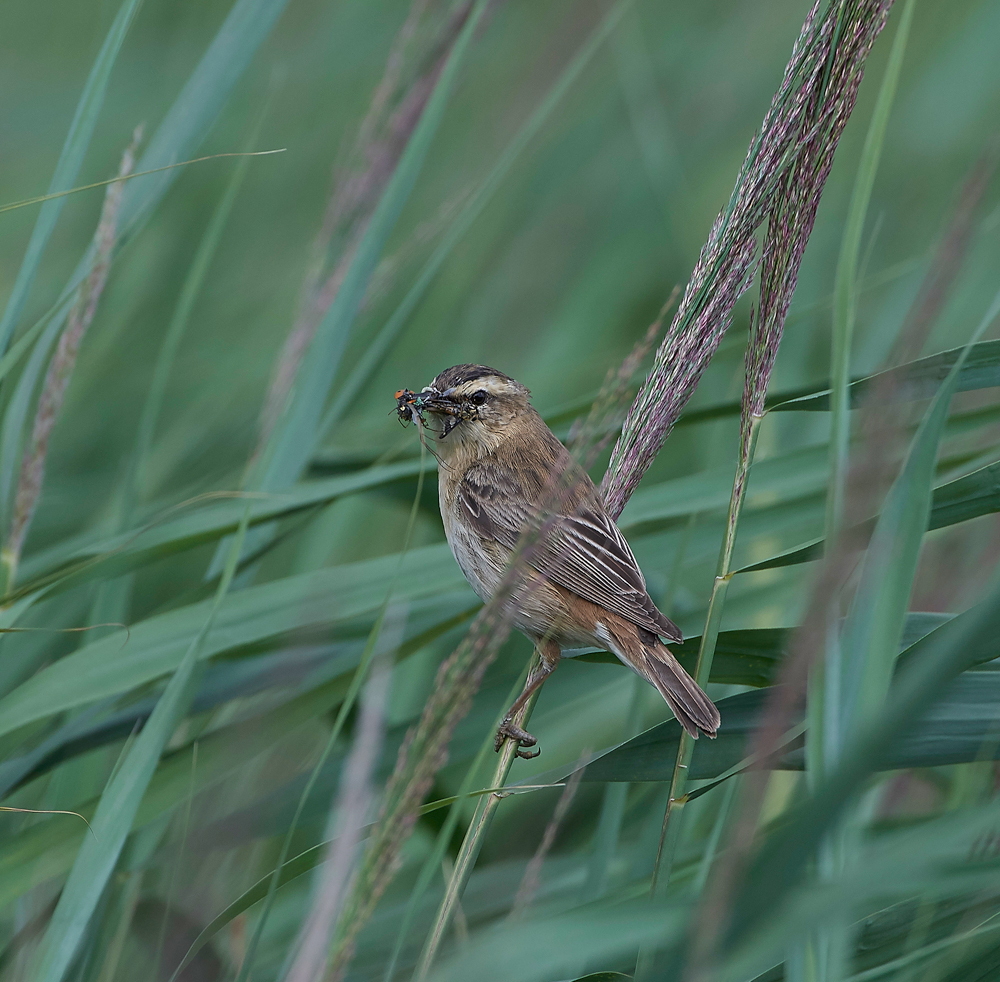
left=397, top=364, right=720, bottom=756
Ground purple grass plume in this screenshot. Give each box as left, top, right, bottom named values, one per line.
left=327, top=3, right=899, bottom=978
left=602, top=0, right=894, bottom=520
left=5, top=127, right=142, bottom=583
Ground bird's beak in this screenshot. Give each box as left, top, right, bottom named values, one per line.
left=395, top=386, right=466, bottom=437
left=418, top=389, right=467, bottom=438
left=413, top=387, right=460, bottom=415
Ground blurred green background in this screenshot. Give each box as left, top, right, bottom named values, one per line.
left=0, top=0, right=998, bottom=979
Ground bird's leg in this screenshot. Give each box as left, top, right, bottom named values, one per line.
left=495, top=644, right=559, bottom=758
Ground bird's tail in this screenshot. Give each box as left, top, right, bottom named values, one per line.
left=632, top=642, right=720, bottom=740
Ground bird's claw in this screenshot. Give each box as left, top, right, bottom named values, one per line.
left=495, top=719, right=540, bottom=758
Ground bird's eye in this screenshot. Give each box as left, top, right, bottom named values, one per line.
left=470, top=389, right=488, bottom=405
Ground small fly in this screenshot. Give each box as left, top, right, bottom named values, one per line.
left=394, top=388, right=424, bottom=427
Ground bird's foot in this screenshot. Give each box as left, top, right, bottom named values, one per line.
left=495, top=719, right=540, bottom=759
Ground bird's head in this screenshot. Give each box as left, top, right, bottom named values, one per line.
left=395, top=364, right=531, bottom=455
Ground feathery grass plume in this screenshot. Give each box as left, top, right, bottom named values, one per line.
left=283, top=656, right=391, bottom=982
left=327, top=324, right=666, bottom=979
left=4, top=126, right=142, bottom=583
left=636, top=0, right=895, bottom=908
left=602, top=0, right=893, bottom=520
left=257, top=0, right=477, bottom=447
left=685, top=142, right=1000, bottom=982
left=326, top=594, right=516, bottom=979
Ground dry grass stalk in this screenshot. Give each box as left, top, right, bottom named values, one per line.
left=283, top=657, right=391, bottom=982
left=508, top=754, right=587, bottom=920
left=257, top=0, right=476, bottom=447
left=5, top=126, right=142, bottom=579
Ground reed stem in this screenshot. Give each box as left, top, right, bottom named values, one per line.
left=413, top=649, right=544, bottom=981
left=648, top=413, right=762, bottom=898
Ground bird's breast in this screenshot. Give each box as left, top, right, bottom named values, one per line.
left=439, top=478, right=506, bottom=603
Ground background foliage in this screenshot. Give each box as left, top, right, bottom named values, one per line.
left=0, top=0, right=998, bottom=980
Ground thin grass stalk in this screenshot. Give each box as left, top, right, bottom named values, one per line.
left=582, top=673, right=645, bottom=902
left=223, top=450, right=429, bottom=982
left=806, top=7, right=914, bottom=977
left=33, top=504, right=250, bottom=982
left=130, top=144, right=256, bottom=508
left=647, top=415, right=761, bottom=899
left=0, top=0, right=141, bottom=357
left=381, top=665, right=531, bottom=982
left=826, top=0, right=912, bottom=541
left=584, top=512, right=695, bottom=903
left=887, top=144, right=999, bottom=369
left=326, top=609, right=534, bottom=979
left=641, top=5, right=898, bottom=933
left=508, top=753, right=587, bottom=920
left=0, top=126, right=141, bottom=593
left=84, top=126, right=258, bottom=650
left=150, top=743, right=199, bottom=982
left=332, top=313, right=667, bottom=981
left=412, top=650, right=543, bottom=980
left=284, top=657, right=392, bottom=982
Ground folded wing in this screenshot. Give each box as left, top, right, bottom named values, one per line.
left=457, top=455, right=682, bottom=643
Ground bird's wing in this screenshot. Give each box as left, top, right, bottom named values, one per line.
left=457, top=458, right=682, bottom=642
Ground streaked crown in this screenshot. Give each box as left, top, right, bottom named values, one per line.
left=427, top=364, right=529, bottom=400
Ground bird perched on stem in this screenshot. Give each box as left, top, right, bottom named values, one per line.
left=396, top=364, right=719, bottom=757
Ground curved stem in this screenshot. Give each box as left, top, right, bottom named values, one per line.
left=413, top=649, right=544, bottom=981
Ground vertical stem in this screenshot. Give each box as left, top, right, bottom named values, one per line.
left=648, top=414, right=762, bottom=897
left=414, top=650, right=544, bottom=981
left=381, top=667, right=531, bottom=982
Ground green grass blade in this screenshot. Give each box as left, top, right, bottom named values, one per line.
left=578, top=610, right=950, bottom=687
left=252, top=1, right=489, bottom=494
left=30, top=508, right=250, bottom=982
left=0, top=0, right=141, bottom=356
left=28, top=0, right=289, bottom=353
left=837, top=288, right=997, bottom=747
left=129, top=155, right=254, bottom=508
left=319, top=0, right=633, bottom=438
left=115, top=0, right=289, bottom=241
left=575, top=667, right=1000, bottom=783
left=18, top=459, right=430, bottom=590
left=0, top=544, right=470, bottom=743
left=0, top=675, right=351, bottom=910
left=0, top=611, right=949, bottom=791
left=773, top=339, right=1000, bottom=411
left=233, top=447, right=427, bottom=982
left=726, top=557, right=1000, bottom=956
left=735, top=455, right=1000, bottom=574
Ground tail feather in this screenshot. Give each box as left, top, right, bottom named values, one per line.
left=639, top=644, right=720, bottom=739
